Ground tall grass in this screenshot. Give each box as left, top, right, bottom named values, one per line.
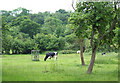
left=95, top=52, right=118, bottom=64
left=2, top=52, right=118, bottom=81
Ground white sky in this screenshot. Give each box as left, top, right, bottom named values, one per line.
left=0, top=0, right=75, bottom=13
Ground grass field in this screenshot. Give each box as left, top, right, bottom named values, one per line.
left=2, top=52, right=118, bottom=81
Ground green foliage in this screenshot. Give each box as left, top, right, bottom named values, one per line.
left=64, top=34, right=80, bottom=50
left=2, top=35, right=13, bottom=54
left=56, top=9, right=68, bottom=14
left=29, top=12, right=45, bottom=25
left=41, top=17, right=63, bottom=37
left=2, top=16, right=11, bottom=54
left=72, top=2, right=119, bottom=52
left=57, top=37, right=65, bottom=50
left=54, top=9, right=71, bottom=24
left=22, top=38, right=34, bottom=54
left=33, top=33, right=64, bottom=52
left=9, top=26, right=21, bottom=37
left=1, top=8, right=75, bottom=54
left=11, top=16, right=41, bottom=38
left=11, top=16, right=29, bottom=26
left=45, top=34, right=59, bottom=50
left=69, top=2, right=119, bottom=73
left=2, top=16, right=10, bottom=37
left=65, top=34, right=76, bottom=43
left=64, top=26, right=73, bottom=35
left=11, top=33, right=34, bottom=54
left=69, top=12, right=89, bottom=38
left=20, top=19, right=41, bottom=38
left=11, top=38, right=24, bottom=54
left=1, top=6, right=119, bottom=54
left=12, top=7, right=31, bottom=17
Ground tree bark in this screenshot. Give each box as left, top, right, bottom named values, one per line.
left=87, top=45, right=97, bottom=74
left=80, top=39, right=85, bottom=65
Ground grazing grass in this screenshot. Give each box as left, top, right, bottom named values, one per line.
left=2, top=52, right=118, bottom=81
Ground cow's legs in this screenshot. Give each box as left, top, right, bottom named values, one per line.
left=44, top=54, right=49, bottom=61
left=54, top=55, right=57, bottom=61
left=48, top=56, right=51, bottom=59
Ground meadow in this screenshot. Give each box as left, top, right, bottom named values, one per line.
left=2, top=52, right=118, bottom=81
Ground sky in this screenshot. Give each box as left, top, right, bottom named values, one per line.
left=0, top=0, right=75, bottom=13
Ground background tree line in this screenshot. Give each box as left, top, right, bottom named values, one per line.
left=1, top=8, right=79, bottom=54
left=1, top=7, right=119, bottom=54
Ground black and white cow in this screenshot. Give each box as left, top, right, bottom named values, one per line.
left=77, top=50, right=80, bottom=54
left=102, top=52, right=106, bottom=55
left=44, top=52, right=58, bottom=61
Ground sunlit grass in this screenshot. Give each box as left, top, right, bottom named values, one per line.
left=2, top=52, right=118, bottom=81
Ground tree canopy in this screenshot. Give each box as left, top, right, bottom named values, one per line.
left=0, top=5, right=119, bottom=56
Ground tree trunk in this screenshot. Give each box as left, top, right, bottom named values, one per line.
left=80, top=39, right=85, bottom=65
left=87, top=45, right=97, bottom=74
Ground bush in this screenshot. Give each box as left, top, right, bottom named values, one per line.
left=34, top=33, right=65, bottom=52
left=11, top=33, right=34, bottom=54
left=22, top=38, right=34, bottom=54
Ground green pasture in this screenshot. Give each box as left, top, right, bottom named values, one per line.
left=2, top=52, right=118, bottom=81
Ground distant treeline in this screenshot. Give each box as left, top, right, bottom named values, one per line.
left=1, top=7, right=117, bottom=54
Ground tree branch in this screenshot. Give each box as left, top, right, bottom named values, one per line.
left=91, top=24, right=95, bottom=47
left=99, top=4, right=117, bottom=41
left=99, top=14, right=117, bottom=41
left=72, top=0, right=76, bottom=11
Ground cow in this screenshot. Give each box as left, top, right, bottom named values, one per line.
left=102, top=52, right=106, bottom=55
left=44, top=52, right=58, bottom=61
left=77, top=50, right=80, bottom=54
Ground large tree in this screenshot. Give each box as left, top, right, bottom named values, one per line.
left=1, top=16, right=11, bottom=54
left=29, top=12, right=45, bottom=25
left=74, top=2, right=119, bottom=73
left=12, top=7, right=31, bottom=17
left=42, top=17, right=64, bottom=38
left=11, top=16, right=41, bottom=38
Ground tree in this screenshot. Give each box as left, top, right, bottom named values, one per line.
left=2, top=16, right=11, bottom=54
left=41, top=17, right=63, bottom=37
left=29, top=12, right=45, bottom=25
left=2, top=35, right=13, bottom=54
left=20, top=18, right=41, bottom=38
left=11, top=37, right=24, bottom=54
left=33, top=33, right=61, bottom=52
left=0, top=10, right=15, bottom=23
left=12, top=7, right=31, bottom=17
left=64, top=33, right=79, bottom=50
left=55, top=25, right=65, bottom=38
left=11, top=33, right=34, bottom=54
left=69, top=12, right=90, bottom=65
left=0, top=10, right=11, bottom=17
left=54, top=9, right=71, bottom=24
left=75, top=2, right=119, bottom=73
left=11, top=16, right=41, bottom=38
left=56, top=9, right=67, bottom=14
